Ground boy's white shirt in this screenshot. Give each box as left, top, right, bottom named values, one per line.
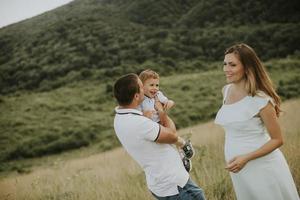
left=138, top=91, right=169, bottom=122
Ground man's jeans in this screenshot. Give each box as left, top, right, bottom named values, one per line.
left=151, top=178, right=206, bottom=200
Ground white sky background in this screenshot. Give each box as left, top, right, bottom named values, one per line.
left=0, top=0, right=74, bottom=28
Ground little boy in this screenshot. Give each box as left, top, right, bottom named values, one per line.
left=139, top=69, right=194, bottom=172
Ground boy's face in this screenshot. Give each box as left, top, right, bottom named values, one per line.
left=143, top=78, right=159, bottom=98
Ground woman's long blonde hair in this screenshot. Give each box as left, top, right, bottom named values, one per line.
left=225, top=43, right=281, bottom=117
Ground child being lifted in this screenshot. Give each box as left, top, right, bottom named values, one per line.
left=139, top=69, right=195, bottom=172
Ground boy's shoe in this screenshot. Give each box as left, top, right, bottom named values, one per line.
left=182, top=140, right=194, bottom=159
left=182, top=157, right=192, bottom=172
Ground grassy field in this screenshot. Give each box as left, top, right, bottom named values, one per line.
left=0, top=99, right=299, bottom=200
left=1, top=57, right=299, bottom=167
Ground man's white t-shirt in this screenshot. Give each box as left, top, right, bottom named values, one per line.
left=114, top=107, right=189, bottom=197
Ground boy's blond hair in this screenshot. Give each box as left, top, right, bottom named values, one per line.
left=139, top=69, right=160, bottom=83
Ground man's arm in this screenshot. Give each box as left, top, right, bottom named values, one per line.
left=155, top=100, right=178, bottom=144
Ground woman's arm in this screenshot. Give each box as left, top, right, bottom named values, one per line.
left=226, top=102, right=283, bottom=173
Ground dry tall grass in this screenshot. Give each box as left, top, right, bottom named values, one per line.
left=0, top=99, right=299, bottom=200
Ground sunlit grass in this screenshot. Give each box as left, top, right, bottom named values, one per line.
left=0, top=99, right=299, bottom=200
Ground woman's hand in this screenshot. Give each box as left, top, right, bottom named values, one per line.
left=225, top=154, right=250, bottom=173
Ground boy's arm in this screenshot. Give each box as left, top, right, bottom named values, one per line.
left=156, top=91, right=168, bottom=104
left=156, top=91, right=175, bottom=110
left=164, top=100, right=175, bottom=110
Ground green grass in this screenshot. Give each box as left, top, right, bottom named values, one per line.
left=0, top=58, right=300, bottom=173
left=0, top=81, right=117, bottom=162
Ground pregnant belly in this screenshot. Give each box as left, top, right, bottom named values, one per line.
left=224, top=139, right=280, bottom=162
left=224, top=139, right=264, bottom=161
left=224, top=131, right=271, bottom=158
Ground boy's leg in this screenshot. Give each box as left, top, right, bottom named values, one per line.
left=182, top=157, right=192, bottom=172
left=176, top=137, right=194, bottom=173
left=175, top=136, right=186, bottom=148
left=175, top=137, right=195, bottom=159
left=178, top=178, right=206, bottom=200
left=182, top=140, right=194, bottom=159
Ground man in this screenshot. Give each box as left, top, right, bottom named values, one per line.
left=113, top=73, right=206, bottom=200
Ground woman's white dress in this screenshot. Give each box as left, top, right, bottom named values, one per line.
left=215, top=84, right=299, bottom=200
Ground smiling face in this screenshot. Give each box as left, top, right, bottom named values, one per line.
left=223, top=53, right=245, bottom=84
left=143, top=78, right=159, bottom=98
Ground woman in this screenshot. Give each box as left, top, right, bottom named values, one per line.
left=215, top=43, right=299, bottom=200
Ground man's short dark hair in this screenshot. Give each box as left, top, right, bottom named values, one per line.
left=114, top=73, right=140, bottom=106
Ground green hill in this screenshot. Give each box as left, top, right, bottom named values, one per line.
left=0, top=0, right=299, bottom=93
left=0, top=0, right=300, bottom=169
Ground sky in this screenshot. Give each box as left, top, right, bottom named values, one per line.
left=0, top=0, right=74, bottom=28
